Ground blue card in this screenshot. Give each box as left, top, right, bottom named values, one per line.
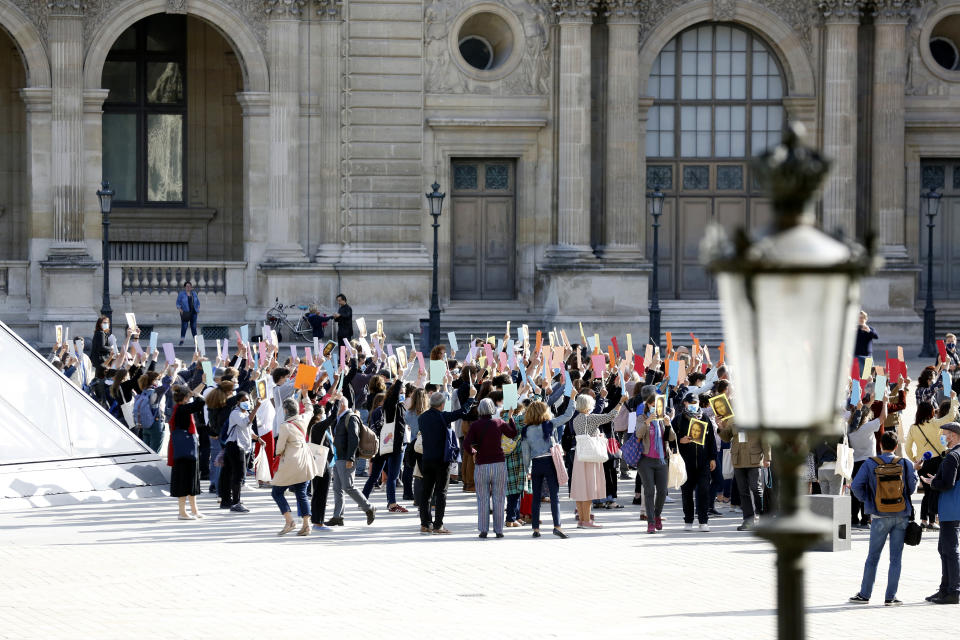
left=850, top=380, right=861, bottom=405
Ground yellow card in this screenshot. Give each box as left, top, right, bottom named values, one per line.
left=593, top=333, right=601, bottom=355
left=578, top=321, right=587, bottom=344
left=863, top=357, right=873, bottom=378
left=506, top=320, right=511, bottom=336
left=626, top=333, right=633, bottom=353
left=548, top=332, right=556, bottom=347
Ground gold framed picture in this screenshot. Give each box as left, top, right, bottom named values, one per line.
left=709, top=393, right=734, bottom=421
left=687, top=418, right=707, bottom=446
left=256, top=377, right=268, bottom=401
left=654, top=395, right=666, bottom=419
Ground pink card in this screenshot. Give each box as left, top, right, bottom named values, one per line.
left=591, top=354, right=606, bottom=379
left=484, top=343, right=495, bottom=367
left=498, top=351, right=508, bottom=371
left=258, top=341, right=267, bottom=363
left=339, top=346, right=346, bottom=369
left=305, top=346, right=314, bottom=366
left=290, top=345, right=297, bottom=362
left=416, top=351, right=425, bottom=372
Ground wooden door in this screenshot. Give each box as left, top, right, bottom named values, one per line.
left=451, top=160, right=516, bottom=300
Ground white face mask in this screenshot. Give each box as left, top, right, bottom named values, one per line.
left=102, top=323, right=109, bottom=331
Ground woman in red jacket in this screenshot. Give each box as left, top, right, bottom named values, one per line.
left=462, top=398, right=517, bottom=538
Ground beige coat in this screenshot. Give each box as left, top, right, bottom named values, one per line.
left=271, top=406, right=318, bottom=487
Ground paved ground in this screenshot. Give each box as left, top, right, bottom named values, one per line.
left=0, top=475, right=946, bottom=640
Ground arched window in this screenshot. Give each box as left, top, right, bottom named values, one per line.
left=645, top=23, right=786, bottom=299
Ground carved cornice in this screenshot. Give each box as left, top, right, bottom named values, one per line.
left=314, top=0, right=342, bottom=20
left=264, top=0, right=308, bottom=18
left=818, top=0, right=865, bottom=21
left=604, top=0, right=641, bottom=23
left=48, top=1, right=84, bottom=17
left=871, top=0, right=914, bottom=23
left=550, top=0, right=600, bottom=23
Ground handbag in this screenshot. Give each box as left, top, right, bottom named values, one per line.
left=180, top=310, right=192, bottom=323
left=254, top=445, right=271, bottom=483
left=667, top=447, right=688, bottom=489
left=550, top=443, right=569, bottom=485
left=836, top=434, right=855, bottom=481
left=308, top=443, right=330, bottom=477
left=621, top=434, right=641, bottom=467
left=380, top=419, right=396, bottom=456
left=905, top=508, right=923, bottom=546
left=414, top=432, right=423, bottom=454
left=170, top=428, right=198, bottom=461
left=575, top=434, right=608, bottom=463
left=721, top=448, right=734, bottom=479
left=501, top=434, right=519, bottom=455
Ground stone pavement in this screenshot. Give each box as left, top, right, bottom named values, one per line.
left=0, top=477, right=946, bottom=639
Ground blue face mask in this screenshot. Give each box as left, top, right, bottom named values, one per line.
left=942, top=435, right=951, bottom=448
left=685, top=404, right=699, bottom=415
left=239, top=401, right=251, bottom=411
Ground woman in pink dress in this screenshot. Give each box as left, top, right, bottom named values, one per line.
left=569, top=392, right=624, bottom=528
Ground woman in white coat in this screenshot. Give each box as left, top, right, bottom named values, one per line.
left=271, top=396, right=318, bottom=536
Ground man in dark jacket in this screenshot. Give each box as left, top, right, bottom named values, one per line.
left=333, top=293, right=353, bottom=346
left=674, top=393, right=717, bottom=531
left=925, top=422, right=960, bottom=604
left=326, top=394, right=376, bottom=527
left=417, top=389, right=477, bottom=534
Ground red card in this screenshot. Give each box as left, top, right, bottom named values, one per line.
left=938, top=339, right=947, bottom=363
left=634, top=354, right=644, bottom=373
left=591, top=354, right=606, bottom=379
left=701, top=363, right=709, bottom=374
left=850, top=359, right=860, bottom=381
left=611, top=337, right=621, bottom=360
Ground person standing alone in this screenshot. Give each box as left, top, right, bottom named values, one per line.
left=923, top=421, right=960, bottom=605
left=332, top=293, right=353, bottom=346
left=177, top=281, right=200, bottom=346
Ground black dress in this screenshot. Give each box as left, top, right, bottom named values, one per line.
left=169, top=398, right=205, bottom=497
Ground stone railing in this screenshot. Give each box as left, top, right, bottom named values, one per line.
left=113, top=262, right=247, bottom=296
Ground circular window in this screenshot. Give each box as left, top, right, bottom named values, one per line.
left=921, top=10, right=960, bottom=81
left=931, top=36, right=959, bottom=71
left=459, top=36, right=494, bottom=71
left=448, top=4, right=524, bottom=81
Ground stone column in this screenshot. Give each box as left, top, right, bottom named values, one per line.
left=871, top=0, right=911, bottom=260
left=820, top=1, right=862, bottom=238
left=313, top=0, right=342, bottom=263
left=47, top=2, right=88, bottom=258
left=547, top=0, right=599, bottom=262
left=603, top=0, right=643, bottom=261
left=265, top=1, right=306, bottom=262
left=237, top=91, right=271, bottom=303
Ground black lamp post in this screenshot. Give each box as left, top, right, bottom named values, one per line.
left=704, top=123, right=877, bottom=640
left=919, top=188, right=942, bottom=358
left=647, top=186, right=665, bottom=347
left=426, top=182, right=445, bottom=349
left=97, top=181, right=115, bottom=323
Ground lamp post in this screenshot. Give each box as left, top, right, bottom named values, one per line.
left=919, top=188, right=942, bottom=358
left=647, top=186, right=665, bottom=347
left=96, top=181, right=115, bottom=323
left=426, top=182, right=446, bottom=349
left=703, top=123, right=877, bottom=640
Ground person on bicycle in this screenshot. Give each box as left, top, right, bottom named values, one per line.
left=304, top=305, right=331, bottom=340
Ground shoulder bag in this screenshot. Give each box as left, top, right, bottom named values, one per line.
left=575, top=433, right=608, bottom=463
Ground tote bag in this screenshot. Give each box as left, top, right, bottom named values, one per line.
left=550, top=443, right=569, bottom=485
left=379, top=420, right=396, bottom=456
left=308, top=443, right=329, bottom=477
left=667, top=448, right=688, bottom=489
left=171, top=428, right=198, bottom=461
left=622, top=434, right=642, bottom=467
left=836, top=435, right=855, bottom=481
left=575, top=434, right=608, bottom=463
left=721, top=449, right=734, bottom=479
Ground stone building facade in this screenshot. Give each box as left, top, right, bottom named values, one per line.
left=0, top=0, right=954, bottom=345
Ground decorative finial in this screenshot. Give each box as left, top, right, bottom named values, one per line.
left=753, top=122, right=831, bottom=230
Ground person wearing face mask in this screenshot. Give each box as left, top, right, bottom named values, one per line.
left=67, top=336, right=95, bottom=392
left=221, top=391, right=265, bottom=513
left=90, top=315, right=112, bottom=370
left=907, top=393, right=957, bottom=530
left=923, top=422, right=960, bottom=605
left=674, top=393, right=717, bottom=531
left=946, top=334, right=960, bottom=372
left=635, top=385, right=677, bottom=534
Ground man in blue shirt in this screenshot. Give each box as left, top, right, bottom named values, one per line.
left=925, top=421, right=960, bottom=605
left=176, top=281, right=200, bottom=346
left=848, top=431, right=917, bottom=606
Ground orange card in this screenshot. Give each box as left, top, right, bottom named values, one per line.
left=718, top=342, right=725, bottom=366
left=535, top=331, right=543, bottom=354
left=690, top=332, right=700, bottom=354
left=294, top=365, right=318, bottom=390
left=665, top=331, right=673, bottom=355
left=608, top=345, right=616, bottom=368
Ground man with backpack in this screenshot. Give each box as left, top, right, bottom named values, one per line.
left=326, top=393, right=377, bottom=527
left=134, top=371, right=169, bottom=452
left=848, top=431, right=917, bottom=606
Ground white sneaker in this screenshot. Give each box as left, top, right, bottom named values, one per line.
left=699, top=523, right=710, bottom=532
left=665, top=495, right=675, bottom=503
left=683, top=522, right=694, bottom=531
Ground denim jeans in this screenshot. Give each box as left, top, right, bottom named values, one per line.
left=939, top=520, right=960, bottom=596
left=179, top=313, right=197, bottom=339
left=272, top=481, right=311, bottom=518
left=362, top=449, right=403, bottom=504
left=859, top=514, right=908, bottom=601
left=531, top=457, right=561, bottom=529
left=506, top=493, right=522, bottom=523
left=208, top=437, right=223, bottom=491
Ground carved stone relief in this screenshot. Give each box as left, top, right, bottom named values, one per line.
left=424, top=0, right=553, bottom=95
left=906, top=0, right=948, bottom=97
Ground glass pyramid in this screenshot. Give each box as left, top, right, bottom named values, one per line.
left=0, top=320, right=154, bottom=465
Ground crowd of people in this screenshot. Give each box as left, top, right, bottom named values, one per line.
left=41, top=300, right=960, bottom=606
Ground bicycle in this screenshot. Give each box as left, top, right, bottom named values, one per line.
left=264, top=298, right=316, bottom=343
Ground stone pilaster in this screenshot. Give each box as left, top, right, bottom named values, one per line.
left=264, top=1, right=307, bottom=262
left=871, top=0, right=912, bottom=260
left=237, top=91, right=271, bottom=306
left=48, top=2, right=88, bottom=259
left=819, top=0, right=862, bottom=238
left=313, top=1, right=342, bottom=263
left=546, top=0, right=599, bottom=262
left=603, top=0, right=643, bottom=261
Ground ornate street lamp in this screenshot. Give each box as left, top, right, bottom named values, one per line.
left=647, top=186, right=665, bottom=347
left=703, top=123, right=878, bottom=640
left=426, top=182, right=446, bottom=349
left=97, top=181, right=115, bottom=323
left=919, top=188, right=942, bottom=358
